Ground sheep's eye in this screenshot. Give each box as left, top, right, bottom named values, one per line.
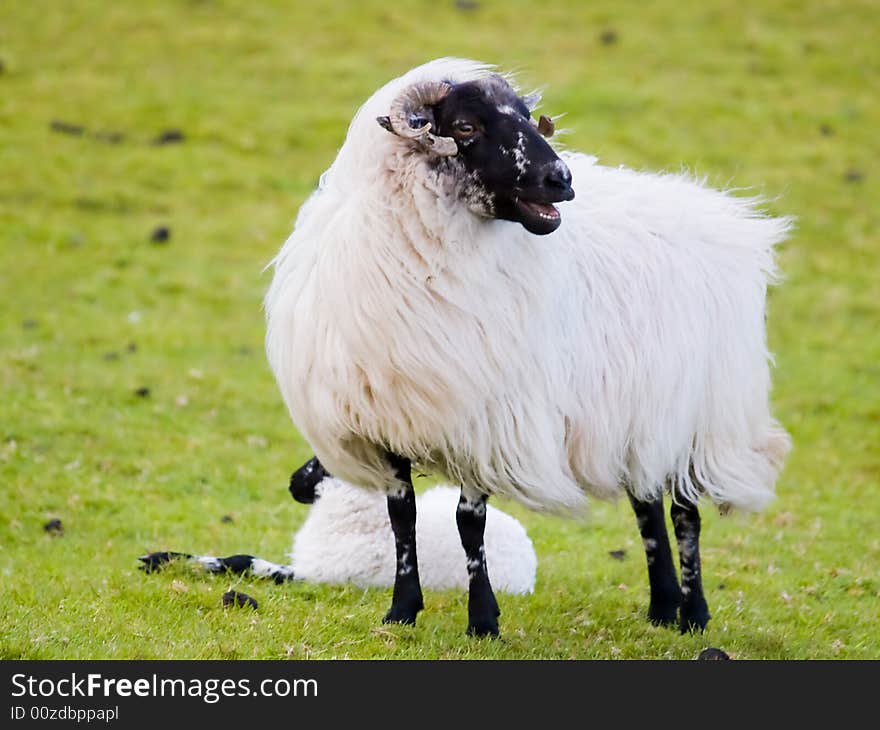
left=453, top=120, right=476, bottom=137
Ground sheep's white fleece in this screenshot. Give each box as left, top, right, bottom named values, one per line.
left=291, top=479, right=537, bottom=594
left=265, top=58, right=791, bottom=515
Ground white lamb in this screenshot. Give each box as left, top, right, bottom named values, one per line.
left=291, top=478, right=536, bottom=594
left=138, top=475, right=536, bottom=596
left=264, top=58, right=791, bottom=636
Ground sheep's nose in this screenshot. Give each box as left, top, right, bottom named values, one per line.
left=543, top=161, right=574, bottom=201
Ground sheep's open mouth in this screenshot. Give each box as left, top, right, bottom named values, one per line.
left=515, top=199, right=562, bottom=235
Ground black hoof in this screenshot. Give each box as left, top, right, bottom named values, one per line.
left=382, top=604, right=421, bottom=626
left=489, top=593, right=501, bottom=618
left=382, top=590, right=424, bottom=626
left=648, top=596, right=681, bottom=627
left=679, top=597, right=711, bottom=634
left=466, top=616, right=500, bottom=638
left=467, top=579, right=500, bottom=635
left=648, top=612, right=679, bottom=627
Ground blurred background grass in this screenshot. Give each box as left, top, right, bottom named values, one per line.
left=0, top=0, right=877, bottom=658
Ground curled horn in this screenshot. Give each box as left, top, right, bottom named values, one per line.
left=536, top=114, right=555, bottom=138
left=377, top=81, right=458, bottom=156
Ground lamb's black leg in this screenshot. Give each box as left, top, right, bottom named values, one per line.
left=629, top=493, right=681, bottom=627
left=138, top=552, right=295, bottom=584
left=671, top=500, right=710, bottom=633
left=382, top=454, right=424, bottom=626
left=138, top=551, right=192, bottom=573
left=456, top=488, right=500, bottom=638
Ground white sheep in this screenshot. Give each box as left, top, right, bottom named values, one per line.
left=264, top=57, right=791, bottom=636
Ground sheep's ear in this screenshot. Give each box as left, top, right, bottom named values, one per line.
left=376, top=116, right=393, bottom=133
left=522, top=91, right=542, bottom=112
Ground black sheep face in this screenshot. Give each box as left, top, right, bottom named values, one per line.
left=429, top=77, right=574, bottom=235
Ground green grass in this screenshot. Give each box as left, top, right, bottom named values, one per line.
left=1, top=0, right=878, bottom=659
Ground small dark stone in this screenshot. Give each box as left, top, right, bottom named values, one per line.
left=718, top=583, right=726, bottom=590
left=222, top=590, right=257, bottom=610
left=50, top=120, right=85, bottom=136
left=819, top=123, right=834, bottom=137
left=599, top=28, right=619, bottom=45
left=455, top=0, right=479, bottom=10
left=22, top=319, right=38, bottom=330
left=126, top=342, right=138, bottom=353
left=608, top=549, right=627, bottom=561
left=220, top=514, right=234, bottom=524
left=697, top=647, right=730, bottom=661
left=103, top=351, right=120, bottom=361
left=150, top=226, right=171, bottom=243
left=43, top=518, right=64, bottom=536
left=843, top=168, right=864, bottom=183
left=153, top=129, right=185, bottom=145
left=134, top=386, right=151, bottom=398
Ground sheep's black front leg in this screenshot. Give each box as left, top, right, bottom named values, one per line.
left=457, top=488, right=500, bottom=638
left=382, top=454, right=424, bottom=626
left=629, top=493, right=681, bottom=627
left=671, top=500, right=710, bottom=633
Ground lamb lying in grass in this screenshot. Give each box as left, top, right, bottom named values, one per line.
left=139, top=461, right=537, bottom=595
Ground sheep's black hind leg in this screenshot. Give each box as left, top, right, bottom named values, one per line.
left=671, top=500, right=710, bottom=633
left=457, top=488, right=500, bottom=638
left=629, top=493, right=681, bottom=627
left=382, top=454, right=424, bottom=626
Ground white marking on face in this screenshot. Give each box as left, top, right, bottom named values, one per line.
left=512, top=131, right=528, bottom=180
left=497, top=104, right=517, bottom=116
left=461, top=170, right=495, bottom=217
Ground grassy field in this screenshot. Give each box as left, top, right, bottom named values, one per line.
left=1, top=0, right=877, bottom=659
